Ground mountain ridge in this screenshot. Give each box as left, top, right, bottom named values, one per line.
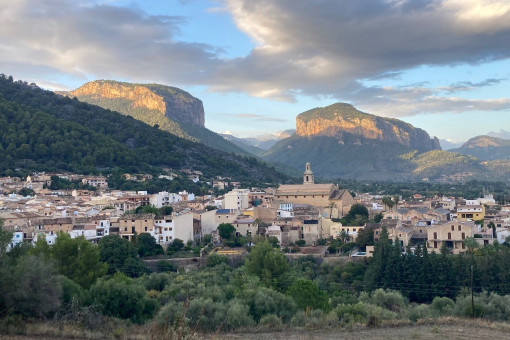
left=57, top=80, right=254, bottom=156
left=296, top=103, right=441, bottom=151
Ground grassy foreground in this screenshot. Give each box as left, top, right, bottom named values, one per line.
left=1, top=317, right=509, bottom=340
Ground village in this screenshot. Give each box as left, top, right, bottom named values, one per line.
left=1, top=162, right=508, bottom=257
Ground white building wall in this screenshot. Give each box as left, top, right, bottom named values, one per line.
left=224, top=189, right=249, bottom=210
left=173, top=212, right=194, bottom=243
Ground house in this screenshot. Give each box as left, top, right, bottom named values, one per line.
left=427, top=221, right=475, bottom=254
left=215, top=209, right=240, bottom=225
left=150, top=191, right=182, bottom=208
left=224, top=189, right=250, bottom=210
left=119, top=214, right=155, bottom=241
left=153, top=211, right=194, bottom=244
left=232, top=216, right=257, bottom=237
left=456, top=205, right=485, bottom=221
left=82, top=176, right=108, bottom=189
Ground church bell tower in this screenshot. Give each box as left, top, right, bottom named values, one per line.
left=303, top=162, right=314, bottom=184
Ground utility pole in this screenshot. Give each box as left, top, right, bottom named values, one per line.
left=471, top=265, right=475, bottom=319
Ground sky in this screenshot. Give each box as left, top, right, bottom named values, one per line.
left=1, top=0, right=510, bottom=144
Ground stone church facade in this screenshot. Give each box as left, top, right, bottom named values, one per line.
left=275, top=163, right=355, bottom=218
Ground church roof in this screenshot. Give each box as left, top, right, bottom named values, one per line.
left=276, top=183, right=335, bottom=195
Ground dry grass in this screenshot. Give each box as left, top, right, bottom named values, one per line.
left=2, top=317, right=510, bottom=340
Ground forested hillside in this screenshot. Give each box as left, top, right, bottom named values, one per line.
left=60, top=80, right=253, bottom=156
left=0, top=76, right=288, bottom=184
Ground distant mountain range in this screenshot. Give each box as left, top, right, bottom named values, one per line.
left=38, top=78, right=510, bottom=183
left=220, top=130, right=296, bottom=156
left=0, top=75, right=289, bottom=184
left=260, top=103, right=510, bottom=182
left=58, top=80, right=252, bottom=156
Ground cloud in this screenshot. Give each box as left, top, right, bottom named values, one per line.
left=443, top=78, right=506, bottom=93
left=219, top=113, right=288, bottom=122
left=0, top=0, right=223, bottom=87
left=2, top=0, right=510, bottom=120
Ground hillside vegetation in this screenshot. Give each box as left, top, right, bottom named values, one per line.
left=451, top=135, right=510, bottom=161
left=0, top=76, right=288, bottom=184
left=263, top=133, right=510, bottom=182
left=61, top=80, right=253, bottom=156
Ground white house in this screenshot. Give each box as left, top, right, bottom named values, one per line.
left=150, top=191, right=182, bottom=208
left=153, top=211, right=194, bottom=244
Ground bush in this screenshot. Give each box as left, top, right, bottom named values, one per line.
left=407, top=304, right=432, bottom=322
left=258, top=314, right=282, bottom=331
left=359, top=289, right=407, bottom=312
left=335, top=302, right=397, bottom=325
left=156, top=260, right=176, bottom=273
left=430, top=296, right=454, bottom=316
left=89, top=273, right=159, bottom=323
left=207, top=253, right=229, bottom=267
left=295, top=240, right=306, bottom=247
left=240, top=287, right=297, bottom=323
left=225, top=299, right=255, bottom=331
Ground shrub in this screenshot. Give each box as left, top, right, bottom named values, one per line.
left=258, top=314, right=282, bottom=331
left=430, top=296, right=454, bottom=316
left=225, top=299, right=255, bottom=331
left=335, top=302, right=397, bottom=325
left=407, top=304, right=432, bottom=322
left=359, top=288, right=407, bottom=312
left=89, top=273, right=159, bottom=323
left=207, top=253, right=229, bottom=267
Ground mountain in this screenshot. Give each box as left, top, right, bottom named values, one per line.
left=222, top=130, right=296, bottom=153
left=219, top=133, right=265, bottom=157
left=439, top=139, right=464, bottom=150
left=0, top=75, right=289, bottom=184
left=262, top=103, right=510, bottom=182
left=58, top=80, right=253, bottom=156
left=450, top=136, right=510, bottom=161
left=296, top=103, right=440, bottom=151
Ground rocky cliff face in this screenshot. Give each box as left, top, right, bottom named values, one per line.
left=63, top=80, right=205, bottom=127
left=296, top=103, right=440, bottom=151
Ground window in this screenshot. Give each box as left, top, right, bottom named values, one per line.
left=144, top=227, right=147, bottom=231
left=451, top=225, right=454, bottom=231
left=462, top=232, right=465, bottom=240
left=433, top=232, right=437, bottom=239
left=434, top=241, right=437, bottom=248
left=448, top=232, right=451, bottom=239
left=458, top=225, right=461, bottom=231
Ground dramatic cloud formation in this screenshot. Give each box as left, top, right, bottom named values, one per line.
left=1, top=0, right=510, bottom=120
left=220, top=0, right=510, bottom=113
left=0, top=0, right=222, bottom=86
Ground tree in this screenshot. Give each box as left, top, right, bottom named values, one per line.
left=98, top=235, right=145, bottom=277
left=286, top=279, right=329, bottom=311
left=89, top=273, right=158, bottom=323
left=135, top=233, right=164, bottom=258
left=0, top=219, right=12, bottom=258
left=51, top=232, right=107, bottom=288
left=0, top=256, right=63, bottom=318
left=464, top=237, right=479, bottom=253
left=218, top=223, right=236, bottom=240
left=382, top=196, right=394, bottom=211
left=169, top=238, right=184, bottom=252
left=268, top=236, right=280, bottom=248
left=245, top=241, right=290, bottom=291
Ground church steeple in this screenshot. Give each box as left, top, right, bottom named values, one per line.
left=303, top=162, right=314, bottom=184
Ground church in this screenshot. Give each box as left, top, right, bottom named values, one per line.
left=275, top=163, right=355, bottom=218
